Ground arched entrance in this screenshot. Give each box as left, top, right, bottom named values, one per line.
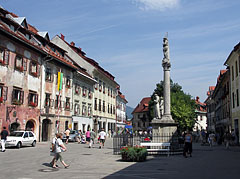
left=42, top=119, right=51, bottom=141
left=25, top=120, right=35, bottom=132
left=10, top=122, right=20, bottom=132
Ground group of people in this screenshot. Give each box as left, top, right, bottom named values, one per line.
left=50, top=128, right=107, bottom=169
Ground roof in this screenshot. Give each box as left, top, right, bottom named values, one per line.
left=224, top=42, right=240, bottom=66
left=132, top=97, right=151, bottom=114
left=118, top=90, right=128, bottom=103
left=0, top=7, right=78, bottom=70
left=195, top=96, right=207, bottom=112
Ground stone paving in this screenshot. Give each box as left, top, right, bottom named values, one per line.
left=0, top=139, right=240, bottom=179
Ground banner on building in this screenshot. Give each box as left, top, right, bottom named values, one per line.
left=58, top=72, right=63, bottom=91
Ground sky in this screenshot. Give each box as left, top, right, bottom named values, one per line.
left=1, top=0, right=240, bottom=107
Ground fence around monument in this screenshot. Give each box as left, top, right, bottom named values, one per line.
left=113, top=133, right=184, bottom=155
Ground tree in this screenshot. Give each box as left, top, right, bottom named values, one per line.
left=149, top=80, right=196, bottom=132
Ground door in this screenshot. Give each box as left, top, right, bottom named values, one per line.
left=42, top=119, right=51, bottom=141
left=22, top=132, right=30, bottom=146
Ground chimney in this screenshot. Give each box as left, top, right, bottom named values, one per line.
left=78, top=47, right=82, bottom=51
left=60, top=33, right=65, bottom=40
left=70, top=41, right=75, bottom=47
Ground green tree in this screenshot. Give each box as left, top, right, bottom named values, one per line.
left=149, top=80, right=196, bottom=132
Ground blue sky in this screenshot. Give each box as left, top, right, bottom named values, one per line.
left=1, top=0, right=240, bottom=107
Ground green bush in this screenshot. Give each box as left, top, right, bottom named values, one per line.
left=120, top=146, right=147, bottom=162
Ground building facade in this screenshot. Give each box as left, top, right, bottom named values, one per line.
left=205, top=86, right=215, bottom=132
left=116, top=90, right=128, bottom=132
left=194, top=96, right=207, bottom=132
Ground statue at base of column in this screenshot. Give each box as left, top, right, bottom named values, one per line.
left=154, top=94, right=161, bottom=119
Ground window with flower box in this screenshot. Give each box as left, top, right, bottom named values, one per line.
left=29, top=61, right=39, bottom=77
left=55, top=95, right=62, bottom=109
left=0, top=85, right=8, bottom=103
left=88, top=89, right=92, bottom=99
left=15, top=55, right=26, bottom=72
left=45, top=67, right=52, bottom=82
left=45, top=93, right=52, bottom=107
left=74, top=102, right=80, bottom=115
left=65, top=97, right=71, bottom=110
left=12, top=87, right=24, bottom=105
left=66, top=77, right=71, bottom=88
left=0, top=48, right=9, bottom=66
left=28, top=91, right=38, bottom=107
left=82, top=86, right=87, bottom=97
left=75, top=84, right=81, bottom=95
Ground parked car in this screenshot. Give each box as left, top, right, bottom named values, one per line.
left=6, top=131, right=37, bottom=149
left=62, top=130, right=79, bottom=142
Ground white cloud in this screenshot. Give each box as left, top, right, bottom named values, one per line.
left=133, top=0, right=180, bottom=11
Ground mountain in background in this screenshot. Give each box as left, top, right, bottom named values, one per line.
left=126, top=105, right=134, bottom=119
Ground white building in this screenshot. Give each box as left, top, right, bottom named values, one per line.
left=116, top=89, right=128, bottom=132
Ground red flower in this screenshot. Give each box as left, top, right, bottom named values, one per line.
left=0, top=97, right=3, bottom=103
left=144, top=137, right=150, bottom=141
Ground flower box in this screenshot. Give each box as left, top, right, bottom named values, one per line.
left=0, top=59, right=5, bottom=65
left=31, top=72, right=38, bottom=77
left=30, top=101, right=37, bottom=107
left=0, top=97, right=3, bottom=103
left=120, top=146, right=147, bottom=162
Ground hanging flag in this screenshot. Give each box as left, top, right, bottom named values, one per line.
left=58, top=72, right=63, bottom=91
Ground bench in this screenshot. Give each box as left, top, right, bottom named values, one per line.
left=140, top=142, right=171, bottom=156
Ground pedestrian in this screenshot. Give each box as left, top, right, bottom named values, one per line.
left=89, top=129, right=96, bottom=148
left=85, top=129, right=91, bottom=145
left=0, top=127, right=9, bottom=152
left=99, top=128, right=106, bottom=149
left=52, top=133, right=70, bottom=169
left=77, top=130, right=83, bottom=144
left=208, top=132, right=215, bottom=147
left=183, top=130, right=192, bottom=158
left=50, top=134, right=57, bottom=167
left=64, top=128, right=70, bottom=144
left=224, top=131, right=232, bottom=149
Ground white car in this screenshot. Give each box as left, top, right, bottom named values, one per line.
left=6, top=131, right=37, bottom=148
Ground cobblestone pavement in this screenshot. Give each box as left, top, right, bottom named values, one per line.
left=0, top=140, right=240, bottom=179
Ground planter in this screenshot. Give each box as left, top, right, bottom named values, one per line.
left=120, top=146, right=147, bottom=162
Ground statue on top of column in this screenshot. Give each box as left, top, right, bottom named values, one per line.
left=162, top=35, right=171, bottom=68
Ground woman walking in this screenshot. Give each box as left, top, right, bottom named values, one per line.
left=183, top=130, right=193, bottom=158
left=52, top=133, right=70, bottom=169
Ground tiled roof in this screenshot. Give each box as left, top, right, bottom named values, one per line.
left=118, top=90, right=128, bottom=103
left=195, top=96, right=207, bottom=112
left=132, top=97, right=151, bottom=114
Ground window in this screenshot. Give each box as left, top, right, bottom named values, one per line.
left=233, top=92, right=235, bottom=108
left=108, top=87, right=110, bottom=96
left=103, top=101, right=105, bottom=112
left=55, top=95, right=61, bottom=109
left=45, top=67, right=52, bottom=82
left=239, top=56, right=240, bottom=73
left=0, top=85, right=8, bottom=103
left=237, top=89, right=239, bottom=107
left=99, top=99, right=101, bottom=111
left=65, top=97, right=70, bottom=110
left=74, top=102, right=80, bottom=115
left=29, top=132, right=34, bottom=137
left=88, top=105, right=92, bottom=116
left=45, top=93, right=51, bottom=107
left=113, top=105, right=115, bottom=114
left=15, top=55, right=26, bottom=72
left=66, top=77, right=71, bottom=88
left=29, top=61, right=39, bottom=77
left=88, top=89, right=92, bottom=99
left=236, top=60, right=238, bottom=77
left=103, top=82, right=105, bottom=94
left=108, top=103, right=110, bottom=113
left=111, top=88, right=113, bottom=97
left=82, top=103, right=87, bottom=116
left=99, top=80, right=102, bottom=92
left=82, top=86, right=87, bottom=97
left=94, top=98, right=97, bottom=110
left=28, top=91, right=38, bottom=107
left=12, top=88, right=24, bottom=105
left=110, top=104, right=112, bottom=114
left=75, top=84, right=81, bottom=95
left=0, top=49, right=9, bottom=65
left=94, top=77, right=98, bottom=90
left=232, top=66, right=234, bottom=81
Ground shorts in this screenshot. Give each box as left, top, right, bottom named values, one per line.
left=86, top=137, right=90, bottom=142
left=100, top=139, right=105, bottom=143
left=66, top=136, right=69, bottom=139
left=55, top=152, right=63, bottom=162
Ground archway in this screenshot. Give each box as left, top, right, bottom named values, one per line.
left=10, top=122, right=20, bottom=132
left=42, top=119, right=51, bottom=141
left=25, top=120, right=35, bottom=132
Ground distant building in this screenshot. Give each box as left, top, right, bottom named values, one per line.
left=205, top=86, right=215, bottom=132
left=132, top=97, right=151, bottom=132
left=116, top=89, right=128, bottom=132
left=194, top=96, right=207, bottom=132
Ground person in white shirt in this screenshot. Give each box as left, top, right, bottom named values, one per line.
left=99, top=128, right=106, bottom=149
left=52, top=133, right=70, bottom=169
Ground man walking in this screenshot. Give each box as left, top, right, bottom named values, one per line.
left=64, top=128, right=70, bottom=144
left=1, top=127, right=9, bottom=152
left=89, top=129, right=96, bottom=148
left=99, top=128, right=106, bottom=149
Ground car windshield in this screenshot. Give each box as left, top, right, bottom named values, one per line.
left=70, top=131, right=76, bottom=134
left=10, top=132, right=24, bottom=137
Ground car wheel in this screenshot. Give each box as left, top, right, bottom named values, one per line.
left=17, top=142, right=22, bottom=149
left=32, top=141, right=36, bottom=147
